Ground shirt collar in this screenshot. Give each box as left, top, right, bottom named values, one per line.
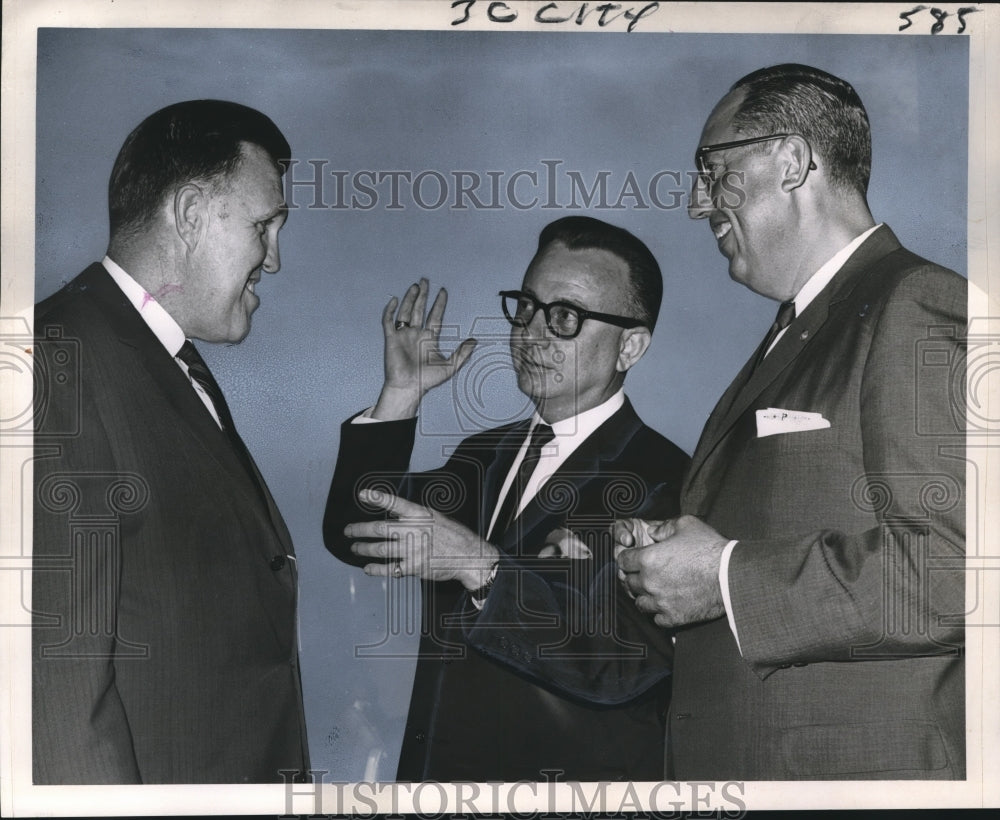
left=792, top=223, right=882, bottom=313
left=103, top=256, right=187, bottom=356
left=531, top=389, right=625, bottom=440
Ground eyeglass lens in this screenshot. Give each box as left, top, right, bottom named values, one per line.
left=503, top=293, right=580, bottom=338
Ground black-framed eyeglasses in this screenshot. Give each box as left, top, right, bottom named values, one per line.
left=499, top=290, right=644, bottom=340
left=695, top=133, right=817, bottom=177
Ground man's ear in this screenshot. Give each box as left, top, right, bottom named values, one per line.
left=616, top=326, right=652, bottom=373
left=173, top=183, right=208, bottom=252
left=779, top=134, right=814, bottom=193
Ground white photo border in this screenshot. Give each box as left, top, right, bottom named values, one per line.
left=2, top=1, right=996, bottom=815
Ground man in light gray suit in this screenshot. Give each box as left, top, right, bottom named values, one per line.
left=616, top=64, right=966, bottom=779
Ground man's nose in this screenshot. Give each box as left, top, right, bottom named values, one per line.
left=687, top=173, right=713, bottom=220
left=520, top=308, right=553, bottom=341
left=262, top=239, right=281, bottom=274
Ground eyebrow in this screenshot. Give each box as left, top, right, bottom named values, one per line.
left=257, top=204, right=288, bottom=223
left=521, top=287, right=589, bottom=311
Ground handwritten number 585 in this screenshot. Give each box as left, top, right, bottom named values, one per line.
left=899, top=6, right=980, bottom=34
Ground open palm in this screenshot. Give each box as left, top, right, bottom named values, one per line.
left=372, top=278, right=477, bottom=419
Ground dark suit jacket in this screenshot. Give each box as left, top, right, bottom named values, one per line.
left=32, top=263, right=309, bottom=783
left=324, top=399, right=688, bottom=781
left=671, top=226, right=966, bottom=779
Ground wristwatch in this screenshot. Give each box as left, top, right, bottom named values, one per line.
left=469, top=561, right=500, bottom=605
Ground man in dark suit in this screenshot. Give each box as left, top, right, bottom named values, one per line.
left=32, top=100, right=309, bottom=783
left=324, top=216, right=687, bottom=782
left=616, top=64, right=966, bottom=779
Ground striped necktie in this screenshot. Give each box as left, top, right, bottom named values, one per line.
left=177, top=340, right=262, bottom=494
left=177, top=340, right=236, bottom=432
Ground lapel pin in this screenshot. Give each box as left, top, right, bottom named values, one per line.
left=800, top=329, right=810, bottom=340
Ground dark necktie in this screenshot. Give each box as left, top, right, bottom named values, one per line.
left=177, top=341, right=237, bottom=432
left=493, top=423, right=555, bottom=535
left=753, top=300, right=796, bottom=372
left=177, top=341, right=261, bottom=490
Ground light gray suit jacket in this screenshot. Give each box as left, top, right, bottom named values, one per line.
left=671, top=227, right=966, bottom=779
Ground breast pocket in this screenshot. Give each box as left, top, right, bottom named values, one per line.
left=753, top=424, right=841, bottom=455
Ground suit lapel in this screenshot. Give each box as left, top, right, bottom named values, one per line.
left=481, top=420, right=532, bottom=538
left=683, top=226, right=903, bottom=495
left=82, top=264, right=293, bottom=556
left=497, top=401, right=643, bottom=554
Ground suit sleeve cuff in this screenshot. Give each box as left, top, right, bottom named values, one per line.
left=719, top=539, right=743, bottom=655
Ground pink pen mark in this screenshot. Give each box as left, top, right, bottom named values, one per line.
left=142, top=284, right=184, bottom=309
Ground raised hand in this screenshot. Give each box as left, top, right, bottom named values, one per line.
left=372, top=278, right=478, bottom=420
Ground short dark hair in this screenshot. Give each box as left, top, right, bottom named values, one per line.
left=108, top=99, right=291, bottom=240
left=535, top=216, right=663, bottom=331
left=729, top=64, right=871, bottom=195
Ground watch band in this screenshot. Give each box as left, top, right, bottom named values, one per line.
left=469, top=561, right=500, bottom=604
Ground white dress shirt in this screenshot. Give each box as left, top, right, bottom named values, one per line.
left=102, top=256, right=222, bottom=428
left=719, top=224, right=881, bottom=652
left=485, top=389, right=625, bottom=539
left=353, top=388, right=627, bottom=539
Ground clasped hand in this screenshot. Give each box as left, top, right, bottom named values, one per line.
left=613, top=514, right=729, bottom=628
left=345, top=489, right=499, bottom=589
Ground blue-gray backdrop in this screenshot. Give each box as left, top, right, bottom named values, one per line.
left=35, top=28, right=968, bottom=780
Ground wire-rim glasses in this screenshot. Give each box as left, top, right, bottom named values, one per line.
left=695, top=133, right=817, bottom=179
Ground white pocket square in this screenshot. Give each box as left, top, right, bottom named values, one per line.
left=756, top=407, right=831, bottom=438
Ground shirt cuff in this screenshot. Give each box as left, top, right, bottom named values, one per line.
left=719, top=539, right=743, bottom=655
left=351, top=407, right=380, bottom=424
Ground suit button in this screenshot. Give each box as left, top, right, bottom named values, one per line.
left=269, top=555, right=287, bottom=571
left=415, top=732, right=426, bottom=744
left=675, top=713, right=691, bottom=720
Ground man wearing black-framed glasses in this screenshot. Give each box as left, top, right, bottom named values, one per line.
left=616, top=63, right=966, bottom=780
left=323, top=215, right=688, bottom=781
left=499, top=288, right=646, bottom=339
